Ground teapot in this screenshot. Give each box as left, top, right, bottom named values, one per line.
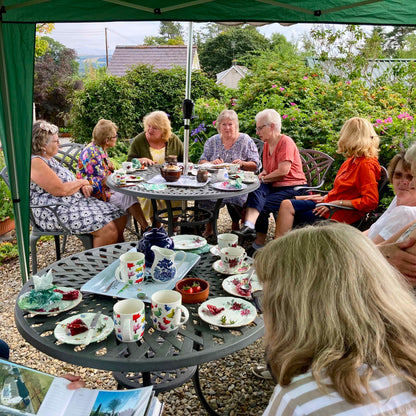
left=137, top=227, right=174, bottom=268
left=151, top=246, right=186, bottom=283
left=160, top=163, right=183, bottom=182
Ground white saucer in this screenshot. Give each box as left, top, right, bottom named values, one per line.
left=222, top=273, right=262, bottom=299
left=242, top=177, right=257, bottom=184
left=210, top=245, right=221, bottom=256
left=212, top=259, right=251, bottom=275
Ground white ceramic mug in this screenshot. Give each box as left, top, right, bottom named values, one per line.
left=114, top=169, right=127, bottom=185
left=151, top=290, right=189, bottom=333
left=122, top=161, right=133, bottom=172
left=220, top=245, right=246, bottom=273
left=217, top=233, right=238, bottom=250
left=115, top=252, right=145, bottom=288
left=113, top=298, right=146, bottom=342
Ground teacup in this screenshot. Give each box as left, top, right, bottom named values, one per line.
left=217, top=233, right=238, bottom=250
left=122, top=161, right=133, bottom=172
left=244, top=171, right=255, bottom=181
left=229, top=164, right=239, bottom=174
left=113, top=298, right=146, bottom=342
left=114, top=169, right=126, bottom=185
left=151, top=290, right=189, bottom=333
left=115, top=252, right=145, bottom=288
left=220, top=245, right=246, bottom=273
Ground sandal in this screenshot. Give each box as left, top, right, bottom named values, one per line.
left=251, top=365, right=273, bottom=380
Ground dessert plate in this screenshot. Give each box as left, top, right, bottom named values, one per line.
left=212, top=259, right=251, bottom=275
left=18, top=286, right=82, bottom=315
left=222, top=273, right=262, bottom=299
left=198, top=297, right=257, bottom=328
left=212, top=182, right=247, bottom=191
left=54, top=312, right=114, bottom=345
left=171, top=235, right=207, bottom=250
left=126, top=175, right=144, bottom=182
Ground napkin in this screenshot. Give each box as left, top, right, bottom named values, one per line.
left=142, top=183, right=168, bottom=191
left=33, top=269, right=54, bottom=291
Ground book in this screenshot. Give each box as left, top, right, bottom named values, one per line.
left=0, top=358, right=163, bottom=416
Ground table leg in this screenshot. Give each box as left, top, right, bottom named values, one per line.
left=192, top=366, right=221, bottom=416
left=151, top=199, right=158, bottom=228
left=165, top=200, right=175, bottom=235
left=212, top=199, right=223, bottom=238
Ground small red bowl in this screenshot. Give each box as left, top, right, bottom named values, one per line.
left=175, top=278, right=209, bottom=304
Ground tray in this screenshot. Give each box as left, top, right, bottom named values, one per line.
left=81, top=250, right=200, bottom=302
left=147, top=174, right=208, bottom=188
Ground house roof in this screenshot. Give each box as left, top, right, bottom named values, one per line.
left=108, top=45, right=199, bottom=77
left=216, top=64, right=249, bottom=84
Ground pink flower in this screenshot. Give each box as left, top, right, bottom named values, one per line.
left=271, top=84, right=277, bottom=88
left=303, top=76, right=308, bottom=80
left=231, top=103, right=236, bottom=106
left=315, top=111, right=318, bottom=115
left=282, top=115, right=288, bottom=119
left=290, top=102, right=296, bottom=106
left=212, top=121, right=216, bottom=125
left=384, top=117, right=393, bottom=123
left=290, top=117, right=295, bottom=121
left=279, top=87, right=285, bottom=91
left=376, top=119, right=383, bottom=124
left=346, top=81, right=351, bottom=85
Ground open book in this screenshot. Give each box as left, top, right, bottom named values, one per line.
left=0, top=358, right=163, bottom=416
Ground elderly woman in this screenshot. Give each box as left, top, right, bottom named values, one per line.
left=30, top=121, right=126, bottom=247
left=274, top=117, right=381, bottom=239
left=199, top=109, right=260, bottom=236
left=365, top=149, right=416, bottom=243
left=256, top=223, right=416, bottom=415
left=235, top=109, right=306, bottom=252
left=128, top=111, right=184, bottom=223
left=77, top=119, right=149, bottom=232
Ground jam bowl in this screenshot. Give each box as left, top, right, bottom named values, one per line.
left=160, top=164, right=183, bottom=182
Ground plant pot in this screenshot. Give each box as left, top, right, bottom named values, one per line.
left=0, top=217, right=15, bottom=235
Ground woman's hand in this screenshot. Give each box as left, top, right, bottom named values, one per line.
left=62, top=374, right=85, bottom=390
left=81, top=184, right=93, bottom=198
left=232, top=159, right=243, bottom=167
left=107, top=160, right=115, bottom=172
left=212, top=158, right=224, bottom=165
left=139, top=157, right=155, bottom=166
left=312, top=204, right=329, bottom=217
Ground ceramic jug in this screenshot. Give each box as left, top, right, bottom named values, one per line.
left=151, top=246, right=186, bottom=283
left=137, top=227, right=174, bottom=268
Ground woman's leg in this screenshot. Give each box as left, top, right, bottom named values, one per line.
left=91, top=221, right=120, bottom=247
left=127, top=203, right=149, bottom=231
left=274, top=199, right=296, bottom=238
left=114, top=216, right=127, bottom=242
left=0, top=339, right=10, bottom=360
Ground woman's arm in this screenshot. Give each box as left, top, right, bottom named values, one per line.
left=261, top=161, right=292, bottom=183
left=31, top=158, right=89, bottom=197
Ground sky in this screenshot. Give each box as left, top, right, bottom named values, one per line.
left=50, top=21, right=315, bottom=56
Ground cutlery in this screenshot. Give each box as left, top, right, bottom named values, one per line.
left=103, top=279, right=116, bottom=292
left=83, top=311, right=101, bottom=346
left=240, top=267, right=255, bottom=291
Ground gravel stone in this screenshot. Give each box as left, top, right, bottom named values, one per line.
left=0, top=207, right=276, bottom=415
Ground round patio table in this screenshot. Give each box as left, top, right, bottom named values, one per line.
left=107, top=165, right=260, bottom=236
left=14, top=242, right=264, bottom=415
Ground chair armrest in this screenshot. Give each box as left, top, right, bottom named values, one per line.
left=30, top=203, right=72, bottom=233
left=315, top=203, right=355, bottom=211
left=294, top=185, right=328, bottom=194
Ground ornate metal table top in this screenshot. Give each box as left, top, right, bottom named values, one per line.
left=14, top=242, right=264, bottom=373
left=107, top=165, right=260, bottom=201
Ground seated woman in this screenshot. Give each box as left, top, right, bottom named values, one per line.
left=235, top=109, right=306, bottom=251
left=30, top=121, right=126, bottom=247
left=274, top=117, right=381, bottom=238
left=256, top=222, right=416, bottom=415
left=77, top=119, right=149, bottom=232
left=365, top=149, right=416, bottom=243
left=127, top=111, right=183, bottom=224
left=199, top=109, right=260, bottom=235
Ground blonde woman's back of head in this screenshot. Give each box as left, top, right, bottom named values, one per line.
left=255, top=222, right=416, bottom=404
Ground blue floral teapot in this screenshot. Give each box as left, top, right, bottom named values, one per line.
left=137, top=227, right=174, bottom=268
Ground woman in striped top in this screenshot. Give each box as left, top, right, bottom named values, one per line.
left=255, top=222, right=416, bottom=415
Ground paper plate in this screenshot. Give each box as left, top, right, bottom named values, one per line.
left=54, top=312, right=114, bottom=345
left=212, top=259, right=251, bottom=275
left=18, top=287, right=83, bottom=315
left=171, top=235, right=207, bottom=250
left=222, top=273, right=262, bottom=299
left=198, top=297, right=257, bottom=328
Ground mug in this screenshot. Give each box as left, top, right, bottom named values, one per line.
left=115, top=252, right=145, bottom=288
left=151, top=290, right=189, bottom=333
left=122, top=161, right=133, bottom=172
left=114, top=169, right=126, bottom=185
left=113, top=298, right=146, bottom=342
left=220, top=245, right=246, bottom=273
left=229, top=164, right=239, bottom=174
left=217, top=233, right=238, bottom=250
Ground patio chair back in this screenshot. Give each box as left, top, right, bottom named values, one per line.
left=299, top=149, right=335, bottom=190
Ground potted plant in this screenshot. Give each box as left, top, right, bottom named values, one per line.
left=0, top=153, right=15, bottom=235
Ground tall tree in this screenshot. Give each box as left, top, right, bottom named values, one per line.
left=144, top=21, right=184, bottom=45
left=199, top=26, right=271, bottom=76
left=35, top=23, right=54, bottom=57
left=381, top=26, right=416, bottom=57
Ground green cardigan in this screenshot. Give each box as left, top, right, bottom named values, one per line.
left=127, top=132, right=184, bottom=162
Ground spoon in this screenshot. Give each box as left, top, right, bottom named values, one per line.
left=240, top=267, right=255, bottom=291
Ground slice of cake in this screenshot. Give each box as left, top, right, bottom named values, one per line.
left=66, top=318, right=88, bottom=336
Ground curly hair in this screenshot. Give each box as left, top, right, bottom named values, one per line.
left=143, top=111, right=172, bottom=143
left=255, top=222, right=416, bottom=405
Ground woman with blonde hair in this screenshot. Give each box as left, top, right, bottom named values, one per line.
left=274, top=117, right=381, bottom=238
left=256, top=222, right=416, bottom=415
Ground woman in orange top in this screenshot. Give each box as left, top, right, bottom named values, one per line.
left=274, top=117, right=381, bottom=238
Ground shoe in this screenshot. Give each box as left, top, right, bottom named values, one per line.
left=252, top=365, right=273, bottom=380
left=233, top=225, right=256, bottom=239
left=246, top=246, right=257, bottom=258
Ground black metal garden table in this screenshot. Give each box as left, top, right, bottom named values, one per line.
left=107, top=165, right=260, bottom=236
left=14, top=242, right=264, bottom=415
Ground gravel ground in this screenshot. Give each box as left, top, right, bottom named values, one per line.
left=0, top=208, right=276, bottom=415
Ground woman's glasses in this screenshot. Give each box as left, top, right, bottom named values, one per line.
left=39, top=122, right=58, bottom=135
left=256, top=123, right=269, bottom=133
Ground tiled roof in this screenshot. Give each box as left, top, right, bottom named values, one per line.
left=108, top=45, right=199, bottom=77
